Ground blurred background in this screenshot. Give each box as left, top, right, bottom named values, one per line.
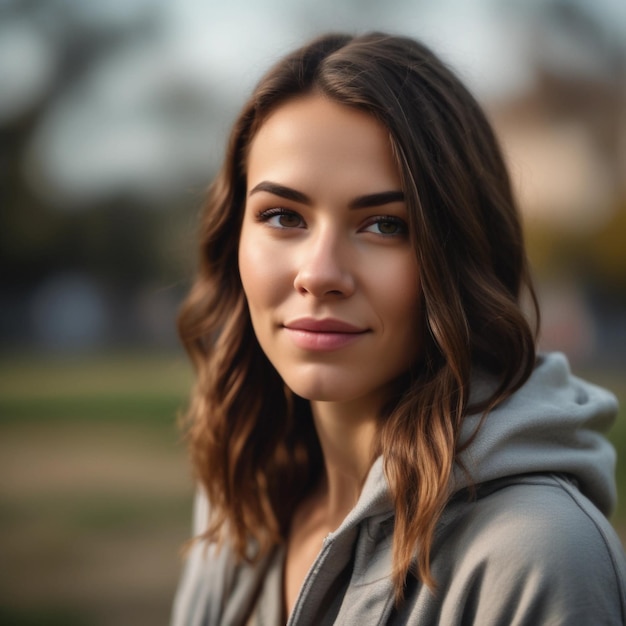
left=1, top=0, right=624, bottom=624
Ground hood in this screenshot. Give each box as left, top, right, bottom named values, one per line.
left=456, top=352, right=618, bottom=515
left=336, top=352, right=619, bottom=541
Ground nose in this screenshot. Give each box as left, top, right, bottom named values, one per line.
left=293, top=229, right=356, bottom=298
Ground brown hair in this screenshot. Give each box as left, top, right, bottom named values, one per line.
left=178, top=32, right=539, bottom=598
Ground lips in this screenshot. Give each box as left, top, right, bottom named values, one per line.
left=282, top=318, right=368, bottom=351
left=283, top=318, right=366, bottom=333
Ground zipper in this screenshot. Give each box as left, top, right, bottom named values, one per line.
left=286, top=536, right=334, bottom=625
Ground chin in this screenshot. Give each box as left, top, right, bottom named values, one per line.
left=281, top=372, right=386, bottom=407
left=286, top=382, right=349, bottom=403
left=281, top=374, right=353, bottom=403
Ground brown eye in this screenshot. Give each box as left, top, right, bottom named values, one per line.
left=257, top=208, right=306, bottom=229
left=363, top=216, right=408, bottom=236
left=277, top=212, right=303, bottom=228
left=378, top=220, right=400, bottom=234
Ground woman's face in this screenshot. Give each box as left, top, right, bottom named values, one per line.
left=238, top=94, right=422, bottom=410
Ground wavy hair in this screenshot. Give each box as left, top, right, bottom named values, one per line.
left=178, top=32, right=539, bottom=599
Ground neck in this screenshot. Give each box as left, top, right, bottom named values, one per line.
left=309, top=399, right=379, bottom=529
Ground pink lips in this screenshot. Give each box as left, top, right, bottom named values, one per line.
left=283, top=318, right=368, bottom=351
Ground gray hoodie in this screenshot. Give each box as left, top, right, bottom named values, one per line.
left=171, top=353, right=626, bottom=625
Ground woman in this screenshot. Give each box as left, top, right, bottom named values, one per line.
left=172, top=33, right=625, bottom=625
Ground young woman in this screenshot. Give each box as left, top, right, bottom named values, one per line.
left=171, top=32, right=626, bottom=625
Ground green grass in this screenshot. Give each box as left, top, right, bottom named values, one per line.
left=0, top=392, right=187, bottom=422
left=0, top=350, right=193, bottom=396
left=0, top=351, right=195, bottom=626
left=0, top=351, right=192, bottom=422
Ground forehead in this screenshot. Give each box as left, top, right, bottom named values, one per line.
left=246, top=94, right=401, bottom=193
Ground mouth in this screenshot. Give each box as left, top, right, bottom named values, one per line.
left=282, top=318, right=368, bottom=351
left=283, top=317, right=367, bottom=333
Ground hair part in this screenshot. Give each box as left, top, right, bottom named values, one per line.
left=178, top=31, right=539, bottom=602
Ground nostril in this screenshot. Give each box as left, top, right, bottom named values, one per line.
left=292, top=243, right=356, bottom=298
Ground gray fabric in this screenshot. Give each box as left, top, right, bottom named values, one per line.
left=171, top=353, right=626, bottom=625
left=458, top=353, right=618, bottom=515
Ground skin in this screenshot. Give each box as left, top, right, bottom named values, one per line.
left=238, top=94, right=423, bottom=617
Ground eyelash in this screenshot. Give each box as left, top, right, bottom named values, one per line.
left=363, top=216, right=408, bottom=236
left=255, top=208, right=408, bottom=237
left=256, top=208, right=304, bottom=228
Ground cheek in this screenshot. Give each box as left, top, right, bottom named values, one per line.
left=238, top=236, right=262, bottom=308
left=377, top=258, right=423, bottom=356
left=371, top=254, right=421, bottom=316
left=238, top=228, right=288, bottom=312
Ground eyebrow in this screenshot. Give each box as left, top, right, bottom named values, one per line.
left=248, top=181, right=405, bottom=209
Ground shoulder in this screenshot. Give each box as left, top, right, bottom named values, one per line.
left=171, top=490, right=232, bottom=626
left=171, top=489, right=284, bottom=626
left=443, top=474, right=626, bottom=581
left=430, top=474, right=626, bottom=624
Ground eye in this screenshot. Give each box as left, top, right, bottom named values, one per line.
left=257, top=208, right=305, bottom=229
left=362, top=216, right=408, bottom=236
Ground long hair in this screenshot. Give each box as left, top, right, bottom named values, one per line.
left=178, top=32, right=539, bottom=598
